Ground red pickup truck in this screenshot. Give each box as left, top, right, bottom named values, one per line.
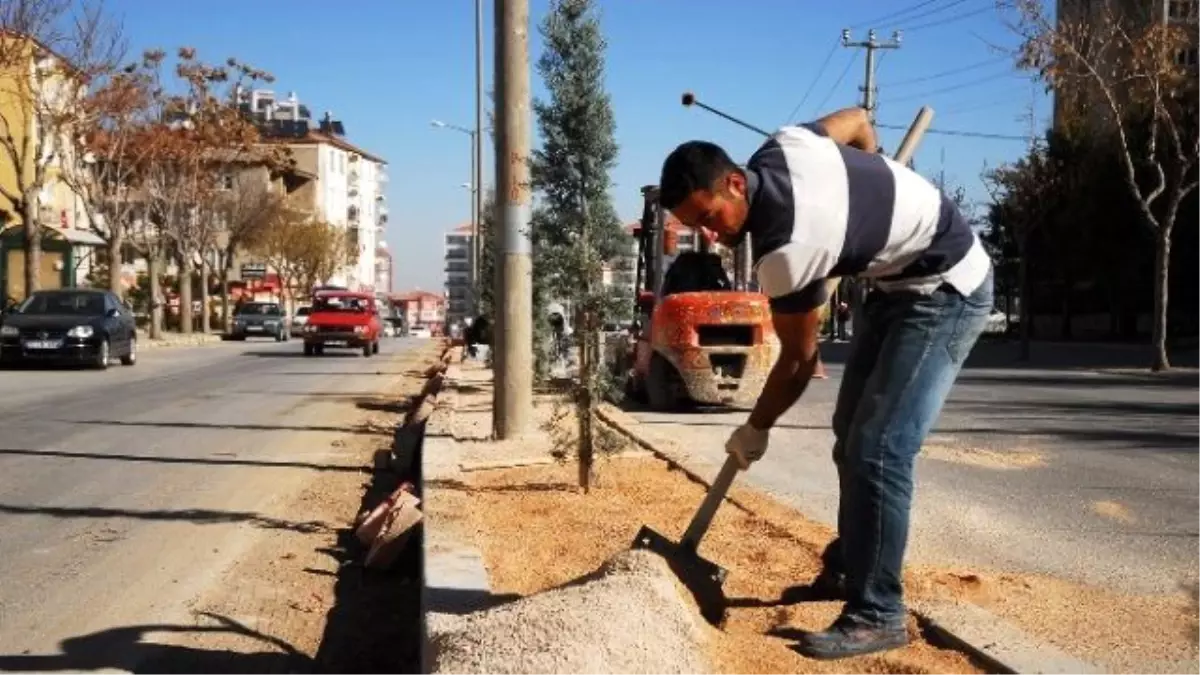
left=301, top=290, right=382, bottom=357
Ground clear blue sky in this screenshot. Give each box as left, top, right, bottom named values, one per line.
left=109, top=0, right=1048, bottom=292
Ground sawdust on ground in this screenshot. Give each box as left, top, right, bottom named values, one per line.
left=920, top=443, right=1047, bottom=470
left=443, top=458, right=981, bottom=674
left=159, top=343, right=445, bottom=672
left=449, top=453, right=1198, bottom=674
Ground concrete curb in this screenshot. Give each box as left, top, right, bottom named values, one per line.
left=595, top=403, right=1102, bottom=675
left=138, top=332, right=223, bottom=349
left=418, top=355, right=497, bottom=673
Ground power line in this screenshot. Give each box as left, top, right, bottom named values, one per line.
left=876, top=122, right=1027, bottom=141
left=879, top=70, right=1020, bottom=104
left=781, top=39, right=840, bottom=125
left=813, top=51, right=860, bottom=116
left=884, top=56, right=1007, bottom=87
left=904, top=5, right=994, bottom=32
left=850, top=0, right=953, bottom=29
left=881, top=0, right=973, bottom=27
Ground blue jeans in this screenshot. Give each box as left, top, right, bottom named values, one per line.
left=825, top=271, right=993, bottom=627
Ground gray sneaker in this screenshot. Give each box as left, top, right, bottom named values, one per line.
left=795, top=615, right=909, bottom=660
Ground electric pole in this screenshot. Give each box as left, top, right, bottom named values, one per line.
left=493, top=0, right=533, bottom=439
left=841, top=28, right=902, bottom=122
left=840, top=28, right=901, bottom=329
left=473, top=0, right=485, bottom=316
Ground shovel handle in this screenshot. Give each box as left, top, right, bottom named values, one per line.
left=681, top=454, right=742, bottom=549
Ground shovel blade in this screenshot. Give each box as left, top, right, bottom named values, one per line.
left=632, top=525, right=728, bottom=626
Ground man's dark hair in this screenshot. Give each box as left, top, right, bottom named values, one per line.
left=658, top=140, right=738, bottom=210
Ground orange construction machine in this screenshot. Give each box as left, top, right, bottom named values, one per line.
left=607, top=185, right=780, bottom=410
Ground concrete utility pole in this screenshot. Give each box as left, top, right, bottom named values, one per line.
left=473, top=0, right=485, bottom=315
left=840, top=28, right=901, bottom=327
left=493, top=0, right=533, bottom=439
left=841, top=28, right=902, bottom=122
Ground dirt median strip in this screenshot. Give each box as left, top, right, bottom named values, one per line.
left=595, top=402, right=1198, bottom=674
left=156, top=341, right=446, bottom=672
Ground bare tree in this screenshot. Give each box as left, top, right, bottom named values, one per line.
left=250, top=203, right=314, bottom=312
left=137, top=47, right=273, bottom=334
left=1006, top=0, right=1199, bottom=370
left=292, top=219, right=356, bottom=299
left=211, top=171, right=286, bottom=330
left=0, top=0, right=122, bottom=299
left=62, top=52, right=155, bottom=297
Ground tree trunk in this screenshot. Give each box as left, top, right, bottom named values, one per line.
left=1151, top=229, right=1171, bottom=372
left=199, top=256, right=211, bottom=334
left=179, top=253, right=194, bottom=335
left=577, top=307, right=594, bottom=493
left=21, top=200, right=40, bottom=299
left=1018, top=241, right=1032, bottom=361
left=108, top=232, right=124, bottom=297
left=1061, top=254, right=1073, bottom=341
left=220, top=256, right=232, bottom=333
left=148, top=250, right=163, bottom=340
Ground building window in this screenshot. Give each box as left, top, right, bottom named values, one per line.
left=1175, top=46, right=1198, bottom=67
left=1169, top=0, right=1197, bottom=21
left=220, top=174, right=234, bottom=191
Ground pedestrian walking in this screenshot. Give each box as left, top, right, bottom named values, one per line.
left=657, top=106, right=993, bottom=659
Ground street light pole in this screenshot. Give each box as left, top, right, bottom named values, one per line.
left=474, top=0, right=485, bottom=318
left=493, top=0, right=533, bottom=439
left=431, top=119, right=479, bottom=319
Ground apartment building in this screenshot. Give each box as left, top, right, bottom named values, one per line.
left=247, top=89, right=389, bottom=294
left=0, top=34, right=102, bottom=300
left=375, top=243, right=393, bottom=293
left=392, top=289, right=446, bottom=331
left=443, top=223, right=473, bottom=325
left=602, top=217, right=700, bottom=297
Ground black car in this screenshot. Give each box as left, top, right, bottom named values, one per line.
left=229, top=301, right=290, bottom=341
left=0, top=289, right=137, bottom=369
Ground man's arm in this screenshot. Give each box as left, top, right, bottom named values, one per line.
left=747, top=308, right=823, bottom=431
left=810, top=107, right=878, bottom=153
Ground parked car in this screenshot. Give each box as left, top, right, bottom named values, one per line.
left=410, top=326, right=432, bottom=339
left=301, top=290, right=382, bottom=357
left=291, top=305, right=312, bottom=332
left=229, top=302, right=290, bottom=341
left=0, top=289, right=137, bottom=369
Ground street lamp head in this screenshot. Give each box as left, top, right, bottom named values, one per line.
left=431, top=120, right=447, bottom=128
left=681, top=91, right=695, bottom=107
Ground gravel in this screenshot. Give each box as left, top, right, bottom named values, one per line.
left=428, top=550, right=710, bottom=674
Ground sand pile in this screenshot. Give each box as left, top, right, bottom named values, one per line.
left=428, top=550, right=711, bottom=674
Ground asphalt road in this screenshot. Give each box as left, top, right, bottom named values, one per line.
left=629, top=341, right=1199, bottom=595
left=0, top=336, right=424, bottom=669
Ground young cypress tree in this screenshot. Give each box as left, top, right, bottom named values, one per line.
left=531, top=0, right=630, bottom=490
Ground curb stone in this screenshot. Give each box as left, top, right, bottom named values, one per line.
left=596, top=403, right=1102, bottom=675
left=419, top=361, right=497, bottom=673
left=138, top=332, right=223, bottom=349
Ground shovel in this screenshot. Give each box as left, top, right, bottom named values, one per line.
left=632, top=453, right=741, bottom=626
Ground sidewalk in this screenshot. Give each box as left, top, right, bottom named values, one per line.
left=137, top=330, right=223, bottom=349
left=418, top=359, right=1108, bottom=674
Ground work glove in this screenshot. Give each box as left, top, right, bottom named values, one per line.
left=726, top=423, right=769, bottom=470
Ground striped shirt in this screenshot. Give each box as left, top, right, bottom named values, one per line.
left=744, top=123, right=992, bottom=313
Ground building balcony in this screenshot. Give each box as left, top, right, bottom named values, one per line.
left=445, top=249, right=468, bottom=260
left=348, top=170, right=359, bottom=188
left=348, top=205, right=360, bottom=222
left=378, top=171, right=389, bottom=184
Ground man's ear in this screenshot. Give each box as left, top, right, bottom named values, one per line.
left=723, top=170, right=746, bottom=199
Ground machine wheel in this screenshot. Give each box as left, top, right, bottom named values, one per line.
left=645, top=354, right=679, bottom=411
left=303, top=343, right=314, bottom=356
left=362, top=342, right=373, bottom=358
left=372, top=341, right=380, bottom=355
